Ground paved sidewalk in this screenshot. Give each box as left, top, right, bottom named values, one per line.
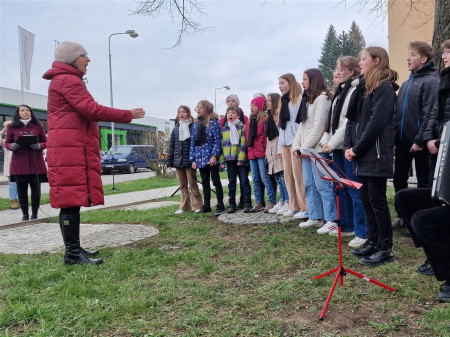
left=0, top=185, right=181, bottom=228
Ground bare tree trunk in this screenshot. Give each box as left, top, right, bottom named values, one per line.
left=432, top=0, right=450, bottom=70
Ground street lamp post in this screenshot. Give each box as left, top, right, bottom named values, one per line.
left=214, top=86, right=231, bottom=113
left=108, top=30, right=139, bottom=147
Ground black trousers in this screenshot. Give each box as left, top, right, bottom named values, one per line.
left=238, top=164, right=251, bottom=206
left=226, top=161, right=251, bottom=202
left=395, top=188, right=443, bottom=247
left=358, top=176, right=393, bottom=248
left=410, top=193, right=450, bottom=281
left=16, top=181, right=41, bottom=216
left=393, top=143, right=430, bottom=193
left=61, top=207, right=81, bottom=216
left=199, top=165, right=223, bottom=207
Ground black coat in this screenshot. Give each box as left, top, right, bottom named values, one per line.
left=345, top=81, right=397, bottom=177
left=423, top=67, right=450, bottom=144
left=394, top=60, right=439, bottom=147
left=165, top=123, right=193, bottom=168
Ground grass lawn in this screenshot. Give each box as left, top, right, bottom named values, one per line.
left=0, top=187, right=449, bottom=336
left=0, top=172, right=228, bottom=211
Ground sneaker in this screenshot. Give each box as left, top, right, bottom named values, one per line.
left=276, top=203, right=290, bottom=215
left=215, top=204, right=226, bottom=216
left=294, top=211, right=309, bottom=219
left=174, top=209, right=185, bottom=214
left=263, top=202, right=275, bottom=213
left=226, top=204, right=237, bottom=214
left=329, top=229, right=355, bottom=237
left=348, top=237, right=368, bottom=248
left=283, top=209, right=298, bottom=217
left=269, top=201, right=284, bottom=214
left=317, top=221, right=338, bottom=234
left=249, top=203, right=264, bottom=213
left=299, top=219, right=324, bottom=228
left=194, top=209, right=202, bottom=214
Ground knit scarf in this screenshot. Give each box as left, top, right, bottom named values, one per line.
left=279, top=93, right=291, bottom=130
left=229, top=119, right=241, bottom=145
left=178, top=120, right=191, bottom=141
left=247, top=115, right=258, bottom=147
left=325, top=79, right=353, bottom=133
left=346, top=78, right=366, bottom=122
left=295, top=91, right=308, bottom=123
left=265, top=109, right=279, bottom=141
left=194, top=117, right=207, bottom=146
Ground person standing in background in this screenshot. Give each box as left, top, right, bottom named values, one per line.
left=5, top=105, right=47, bottom=221
left=0, top=121, right=19, bottom=209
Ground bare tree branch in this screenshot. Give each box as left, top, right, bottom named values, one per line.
left=130, top=0, right=208, bottom=48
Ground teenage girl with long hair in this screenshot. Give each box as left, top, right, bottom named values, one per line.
left=5, top=105, right=47, bottom=221
left=278, top=73, right=308, bottom=218
left=292, top=68, right=337, bottom=232
left=321, top=56, right=369, bottom=248
left=247, top=96, right=276, bottom=212
left=190, top=100, right=225, bottom=215
left=345, top=47, right=399, bottom=267
left=166, top=105, right=203, bottom=214
left=265, top=93, right=289, bottom=214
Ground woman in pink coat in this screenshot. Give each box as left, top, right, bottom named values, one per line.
left=43, top=41, right=145, bottom=265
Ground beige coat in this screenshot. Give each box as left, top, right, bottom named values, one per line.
left=0, top=129, right=12, bottom=177
left=266, top=136, right=283, bottom=174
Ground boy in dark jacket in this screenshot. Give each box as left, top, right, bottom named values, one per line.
left=392, top=41, right=439, bottom=227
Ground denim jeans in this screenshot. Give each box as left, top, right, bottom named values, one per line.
left=8, top=176, right=17, bottom=200
left=332, top=150, right=369, bottom=237
left=249, top=158, right=276, bottom=204
left=274, top=171, right=289, bottom=203
left=226, top=160, right=251, bottom=203
left=302, top=153, right=337, bottom=221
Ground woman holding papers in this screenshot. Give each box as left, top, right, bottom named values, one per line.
left=5, top=104, right=47, bottom=221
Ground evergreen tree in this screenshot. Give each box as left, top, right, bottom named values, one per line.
left=338, top=30, right=358, bottom=57
left=318, top=25, right=341, bottom=88
left=348, top=21, right=366, bottom=54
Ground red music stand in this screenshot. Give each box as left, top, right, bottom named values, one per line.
left=301, top=149, right=396, bottom=321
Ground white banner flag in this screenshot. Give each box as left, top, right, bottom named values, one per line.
left=18, top=26, right=35, bottom=91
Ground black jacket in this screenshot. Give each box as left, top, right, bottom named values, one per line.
left=394, top=60, right=439, bottom=147
left=165, top=123, right=193, bottom=168
left=424, top=67, right=450, bottom=145
left=345, top=81, right=398, bottom=177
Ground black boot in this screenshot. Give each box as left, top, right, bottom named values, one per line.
left=20, top=203, right=29, bottom=222
left=30, top=214, right=38, bottom=220
left=215, top=204, right=226, bottom=216
left=437, top=282, right=450, bottom=302
left=58, top=214, right=99, bottom=257
left=360, top=244, right=396, bottom=267
left=200, top=203, right=211, bottom=213
left=351, top=240, right=377, bottom=257
left=60, top=213, right=103, bottom=265
left=417, top=259, right=434, bottom=276
left=227, top=198, right=236, bottom=213
left=243, top=197, right=252, bottom=213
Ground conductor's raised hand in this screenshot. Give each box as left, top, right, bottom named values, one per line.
left=131, top=108, right=145, bottom=119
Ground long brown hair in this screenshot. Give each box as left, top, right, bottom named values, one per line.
left=362, top=47, right=398, bottom=95
left=175, top=105, right=194, bottom=123
left=337, top=56, right=360, bottom=80
left=267, top=93, right=281, bottom=123
left=303, top=68, right=332, bottom=103
left=279, top=73, right=302, bottom=104
left=196, top=100, right=218, bottom=125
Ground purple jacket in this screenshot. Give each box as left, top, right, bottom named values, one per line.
left=5, top=122, right=47, bottom=176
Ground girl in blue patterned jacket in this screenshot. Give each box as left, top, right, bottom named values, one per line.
left=190, top=100, right=224, bottom=215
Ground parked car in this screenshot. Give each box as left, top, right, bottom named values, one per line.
left=101, top=145, right=158, bottom=174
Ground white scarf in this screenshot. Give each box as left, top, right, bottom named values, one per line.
left=20, top=118, right=31, bottom=126
left=178, top=120, right=191, bottom=141
left=229, top=119, right=241, bottom=145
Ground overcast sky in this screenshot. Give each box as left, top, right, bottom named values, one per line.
left=0, top=0, right=388, bottom=120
